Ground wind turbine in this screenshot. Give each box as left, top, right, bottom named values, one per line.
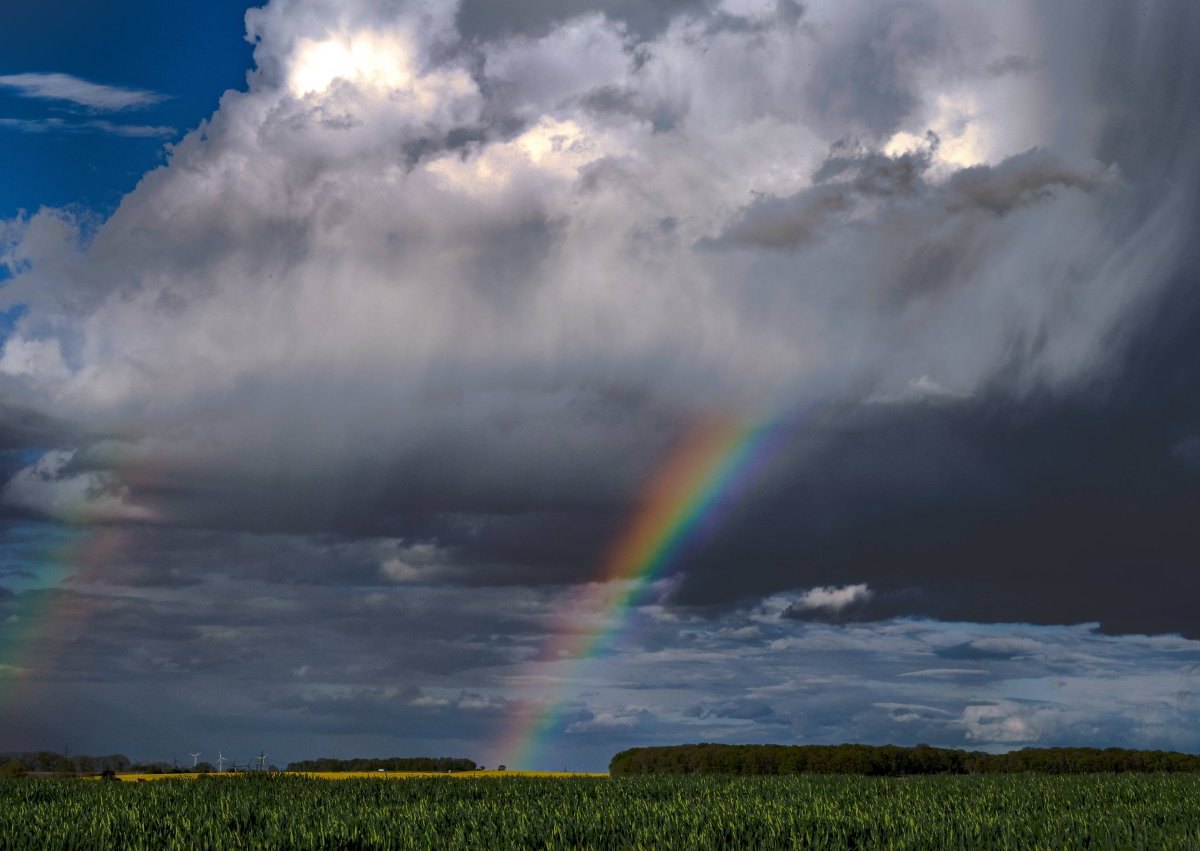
left=189, top=753, right=201, bottom=769
left=256, top=751, right=268, bottom=771
left=217, top=752, right=227, bottom=772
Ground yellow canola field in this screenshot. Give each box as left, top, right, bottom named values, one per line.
left=111, top=770, right=607, bottom=782
left=300, top=770, right=607, bottom=780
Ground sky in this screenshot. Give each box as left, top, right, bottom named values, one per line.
left=0, top=0, right=1198, bottom=772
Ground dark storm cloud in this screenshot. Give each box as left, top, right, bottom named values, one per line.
left=457, top=0, right=719, bottom=42
left=941, top=148, right=1114, bottom=215
left=985, top=55, right=1035, bottom=78
left=2, top=0, right=1200, bottom=767
left=1091, top=4, right=1200, bottom=182
left=685, top=697, right=785, bottom=723
left=608, top=1, right=1200, bottom=639
left=709, top=184, right=852, bottom=250
left=674, top=306, right=1200, bottom=638
left=802, top=3, right=946, bottom=139
left=0, top=405, right=69, bottom=455
left=712, top=143, right=1111, bottom=252
left=103, top=379, right=682, bottom=566
left=811, top=138, right=934, bottom=194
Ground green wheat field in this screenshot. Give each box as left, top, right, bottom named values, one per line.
left=3, top=773, right=1200, bottom=849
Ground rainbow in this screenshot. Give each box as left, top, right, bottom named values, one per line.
left=0, top=524, right=75, bottom=683
left=496, top=412, right=794, bottom=769
left=0, top=523, right=86, bottom=730
left=0, top=448, right=150, bottom=733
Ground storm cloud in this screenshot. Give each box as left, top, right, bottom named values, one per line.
left=1, top=0, right=1199, bottom=766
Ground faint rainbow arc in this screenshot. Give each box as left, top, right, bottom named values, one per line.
left=0, top=450, right=155, bottom=721
left=0, top=524, right=107, bottom=722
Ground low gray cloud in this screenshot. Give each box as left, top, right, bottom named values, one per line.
left=986, top=55, right=1035, bottom=77
left=802, top=3, right=951, bottom=139
left=2, top=542, right=1197, bottom=768
left=456, top=0, right=719, bottom=42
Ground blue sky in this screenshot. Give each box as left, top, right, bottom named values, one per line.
left=0, top=1, right=256, bottom=217
left=0, top=0, right=1199, bottom=772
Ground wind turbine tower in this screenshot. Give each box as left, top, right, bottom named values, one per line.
left=217, top=752, right=226, bottom=772
left=189, top=753, right=201, bottom=769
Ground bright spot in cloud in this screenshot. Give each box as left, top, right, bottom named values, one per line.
left=0, top=336, right=71, bottom=382
left=886, top=93, right=989, bottom=170
left=427, top=116, right=615, bottom=194
left=288, top=31, right=416, bottom=97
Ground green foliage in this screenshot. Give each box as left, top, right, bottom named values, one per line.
left=130, top=763, right=167, bottom=774
left=609, top=743, right=1200, bottom=776
left=0, top=761, right=24, bottom=779
left=0, top=751, right=130, bottom=774
left=285, top=756, right=477, bottom=773
left=0, top=774, right=1198, bottom=849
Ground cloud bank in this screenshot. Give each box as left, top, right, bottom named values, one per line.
left=1, top=0, right=1197, bottom=618
left=1, top=0, right=1199, bottom=766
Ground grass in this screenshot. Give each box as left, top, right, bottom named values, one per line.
left=6, top=772, right=1198, bottom=848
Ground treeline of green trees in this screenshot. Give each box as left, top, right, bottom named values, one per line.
left=0, top=751, right=222, bottom=776
left=285, top=757, right=478, bottom=773
left=0, top=752, right=133, bottom=776
left=609, top=744, right=1200, bottom=776
left=0, top=750, right=480, bottom=777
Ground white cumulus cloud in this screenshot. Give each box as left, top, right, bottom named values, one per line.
left=1, top=449, right=157, bottom=523
left=792, top=583, right=873, bottom=614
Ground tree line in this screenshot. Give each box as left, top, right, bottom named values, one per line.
left=0, top=752, right=133, bottom=777
left=0, top=751, right=478, bottom=777
left=285, top=757, right=477, bottom=773
left=609, top=744, right=1200, bottom=776
left=0, top=751, right=233, bottom=776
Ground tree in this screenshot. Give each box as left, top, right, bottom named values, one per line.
left=608, top=744, right=1200, bottom=776
left=0, top=760, right=24, bottom=779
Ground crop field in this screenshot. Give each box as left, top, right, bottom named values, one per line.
left=2, top=773, right=1199, bottom=849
